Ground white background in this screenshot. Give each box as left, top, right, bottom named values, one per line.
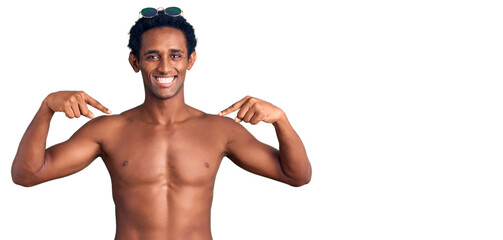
left=1, top=0, right=502, bottom=239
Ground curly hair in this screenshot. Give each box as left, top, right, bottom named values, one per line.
left=128, top=11, right=197, bottom=60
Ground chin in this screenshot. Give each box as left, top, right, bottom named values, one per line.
left=151, top=91, right=174, bottom=100
left=153, top=87, right=182, bottom=100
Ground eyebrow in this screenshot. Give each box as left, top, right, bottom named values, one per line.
left=143, top=49, right=185, bottom=56
left=143, top=50, right=159, bottom=56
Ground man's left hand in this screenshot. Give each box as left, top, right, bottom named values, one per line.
left=218, top=96, right=285, bottom=125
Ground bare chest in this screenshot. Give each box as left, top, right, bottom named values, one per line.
left=101, top=123, right=227, bottom=187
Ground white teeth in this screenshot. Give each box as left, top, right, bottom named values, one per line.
left=156, top=76, right=175, bottom=84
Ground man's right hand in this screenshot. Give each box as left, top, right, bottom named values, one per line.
left=44, top=91, right=111, bottom=119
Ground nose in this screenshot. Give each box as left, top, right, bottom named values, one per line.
left=157, top=58, right=174, bottom=74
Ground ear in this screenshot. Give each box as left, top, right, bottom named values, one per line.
left=129, top=53, right=140, bottom=73
left=187, top=51, right=197, bottom=70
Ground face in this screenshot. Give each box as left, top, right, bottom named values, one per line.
left=129, top=27, right=196, bottom=100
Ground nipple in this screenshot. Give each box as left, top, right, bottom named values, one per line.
left=122, top=161, right=129, bottom=166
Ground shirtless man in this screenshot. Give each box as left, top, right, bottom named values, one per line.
left=11, top=7, right=311, bottom=240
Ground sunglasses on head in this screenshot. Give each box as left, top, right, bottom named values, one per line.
left=139, top=7, right=183, bottom=18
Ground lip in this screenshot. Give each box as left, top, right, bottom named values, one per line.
left=153, top=75, right=177, bottom=88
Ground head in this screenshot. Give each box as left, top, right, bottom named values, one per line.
left=128, top=9, right=197, bottom=100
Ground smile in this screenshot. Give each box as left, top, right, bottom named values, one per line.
left=154, top=75, right=177, bottom=87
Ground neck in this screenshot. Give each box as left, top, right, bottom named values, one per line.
left=139, top=88, right=191, bottom=125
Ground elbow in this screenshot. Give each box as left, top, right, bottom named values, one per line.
left=11, top=173, right=38, bottom=187
left=288, top=165, right=312, bottom=187
left=288, top=175, right=311, bottom=187
left=11, top=162, right=41, bottom=187
left=12, top=178, right=35, bottom=187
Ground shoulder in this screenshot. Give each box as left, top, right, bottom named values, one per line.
left=194, top=114, right=239, bottom=128
left=201, top=114, right=254, bottom=141
left=74, top=114, right=127, bottom=138
left=88, top=106, right=142, bottom=128
left=85, top=114, right=127, bottom=128
left=185, top=113, right=248, bottom=135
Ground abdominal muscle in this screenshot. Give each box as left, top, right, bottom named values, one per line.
left=111, top=179, right=215, bottom=240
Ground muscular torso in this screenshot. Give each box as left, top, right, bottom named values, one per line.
left=98, top=108, right=228, bottom=240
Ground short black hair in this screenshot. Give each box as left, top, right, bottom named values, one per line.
left=128, top=11, right=197, bottom=60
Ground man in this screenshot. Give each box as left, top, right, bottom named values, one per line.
left=11, top=7, right=311, bottom=240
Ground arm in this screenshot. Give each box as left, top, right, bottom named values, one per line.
left=11, top=91, right=111, bottom=187
left=219, top=96, right=312, bottom=187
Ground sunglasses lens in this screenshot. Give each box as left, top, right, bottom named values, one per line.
left=165, top=7, right=182, bottom=16
left=141, top=8, right=157, bottom=17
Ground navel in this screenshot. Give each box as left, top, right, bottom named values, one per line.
left=204, top=162, right=210, bottom=168
left=122, top=161, right=129, bottom=166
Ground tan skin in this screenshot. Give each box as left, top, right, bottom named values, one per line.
left=12, top=27, right=311, bottom=240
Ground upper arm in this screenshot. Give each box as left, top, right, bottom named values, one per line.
left=224, top=118, right=293, bottom=185
left=34, top=117, right=106, bottom=184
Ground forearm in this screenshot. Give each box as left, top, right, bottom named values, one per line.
left=273, top=114, right=312, bottom=186
left=11, top=99, right=54, bottom=186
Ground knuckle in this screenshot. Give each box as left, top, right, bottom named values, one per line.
left=81, top=92, right=89, bottom=98
left=77, top=91, right=86, bottom=97
left=250, top=104, right=259, bottom=112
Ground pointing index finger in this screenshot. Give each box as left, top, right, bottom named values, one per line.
left=218, top=96, right=250, bottom=116
left=85, top=94, right=112, bottom=115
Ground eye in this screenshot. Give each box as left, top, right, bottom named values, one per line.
left=146, top=55, right=159, bottom=60
left=171, top=54, right=182, bottom=59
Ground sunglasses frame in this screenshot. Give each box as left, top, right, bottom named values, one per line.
left=139, top=7, right=183, bottom=18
